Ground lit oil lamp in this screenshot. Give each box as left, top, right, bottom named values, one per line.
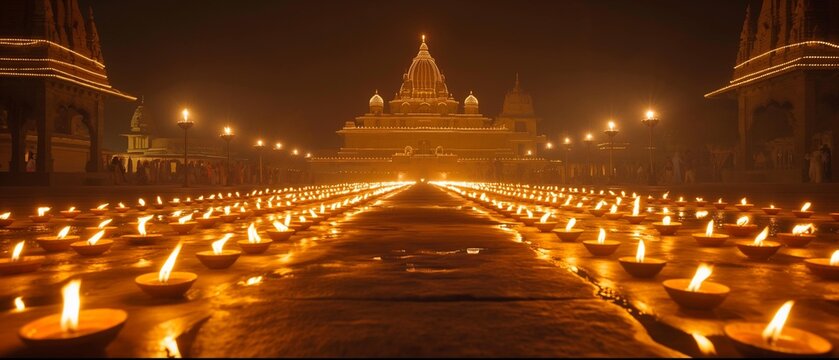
left=736, top=227, right=782, bottom=260
left=588, top=201, right=607, bottom=217
left=196, top=234, right=240, bottom=269
left=624, top=197, right=646, bottom=224
left=169, top=213, right=197, bottom=235
left=0, top=241, right=44, bottom=275
left=804, top=250, right=839, bottom=280
left=662, top=263, right=729, bottom=310
left=113, top=202, right=129, bottom=214
left=724, top=300, right=832, bottom=357
left=675, top=196, right=687, bottom=207
left=762, top=203, right=781, bottom=215
left=695, top=197, right=707, bottom=207
left=59, top=206, right=80, bottom=219
left=713, top=198, right=728, bottom=210
left=307, top=209, right=321, bottom=225
left=692, top=333, right=717, bottom=356
left=18, top=280, right=127, bottom=351
left=153, top=195, right=165, bottom=210
left=724, top=216, right=758, bottom=237
left=653, top=216, right=681, bottom=236
left=237, top=206, right=253, bottom=221
left=167, top=197, right=181, bottom=207
left=777, top=224, right=816, bottom=248
left=554, top=218, right=583, bottom=241
left=619, top=239, right=666, bottom=278
left=122, top=215, right=163, bottom=245
left=30, top=207, right=52, bottom=223
left=238, top=223, right=272, bottom=254
left=582, top=228, right=620, bottom=256
left=534, top=211, right=557, bottom=232
left=603, top=204, right=623, bottom=220
left=792, top=202, right=813, bottom=219
left=291, top=215, right=313, bottom=231
left=135, top=242, right=197, bottom=298
left=135, top=198, right=147, bottom=211
left=0, top=211, right=13, bottom=228
left=89, top=203, right=109, bottom=216
left=220, top=206, right=238, bottom=223
left=736, top=197, right=754, bottom=212
left=267, top=220, right=295, bottom=242
left=82, top=218, right=116, bottom=239
left=36, top=226, right=78, bottom=252
left=196, top=208, right=219, bottom=228
left=692, top=220, right=728, bottom=247
left=70, top=230, right=112, bottom=256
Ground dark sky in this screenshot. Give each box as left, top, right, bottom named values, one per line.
left=85, top=0, right=750, bottom=153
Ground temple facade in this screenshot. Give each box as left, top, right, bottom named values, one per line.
left=0, top=0, right=134, bottom=185
left=706, top=0, right=839, bottom=182
left=309, top=37, right=549, bottom=182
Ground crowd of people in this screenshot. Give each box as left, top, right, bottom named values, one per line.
left=106, top=156, right=307, bottom=186
left=802, top=144, right=833, bottom=183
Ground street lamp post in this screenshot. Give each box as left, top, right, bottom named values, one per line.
left=642, top=110, right=660, bottom=185
left=254, top=140, right=265, bottom=185
left=604, top=121, right=619, bottom=184
left=220, top=126, right=235, bottom=186
left=563, top=137, right=572, bottom=185
left=583, top=133, right=593, bottom=184
left=177, top=109, right=193, bottom=188
left=273, top=142, right=283, bottom=185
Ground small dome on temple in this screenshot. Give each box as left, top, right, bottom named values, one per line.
left=464, top=91, right=478, bottom=106
left=369, top=90, right=384, bottom=107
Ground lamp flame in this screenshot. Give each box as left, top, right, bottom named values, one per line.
left=203, top=208, right=213, bottom=219
left=212, top=234, right=233, bottom=255
left=96, top=203, right=108, bottom=210
left=791, top=224, right=815, bottom=236
left=97, top=219, right=112, bottom=229
left=156, top=196, right=163, bottom=205
left=609, top=204, right=618, bottom=214
left=11, top=241, right=24, bottom=261
left=87, top=230, right=105, bottom=245
left=247, top=223, right=261, bottom=244
left=138, top=198, right=146, bottom=206
left=539, top=211, right=551, bottom=223
left=829, top=250, right=839, bottom=266
left=635, top=239, right=645, bottom=263
left=37, top=207, right=50, bottom=216
left=178, top=214, right=193, bottom=224
left=565, top=218, right=576, bottom=231
left=687, top=264, right=713, bottom=292
left=662, top=216, right=671, bottom=225
left=692, top=333, right=716, bottom=355
left=761, top=300, right=794, bottom=346
left=632, top=197, right=640, bottom=216
left=14, top=296, right=24, bottom=312
left=118, top=202, right=126, bottom=208
left=800, top=202, right=811, bottom=212
left=741, top=198, right=747, bottom=205
left=224, top=206, right=231, bottom=215
left=158, top=242, right=183, bottom=283
left=695, top=210, right=708, bottom=219
left=273, top=221, right=289, bottom=232
left=60, top=279, right=80, bottom=333
left=736, top=216, right=749, bottom=226
left=753, top=227, right=769, bottom=246
left=138, top=214, right=154, bottom=236
left=705, top=220, right=714, bottom=237
left=595, top=201, right=604, bottom=210
left=597, top=228, right=606, bottom=244
left=0, top=212, right=10, bottom=220
left=57, top=226, right=71, bottom=239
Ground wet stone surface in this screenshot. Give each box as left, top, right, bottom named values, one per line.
left=0, top=183, right=680, bottom=357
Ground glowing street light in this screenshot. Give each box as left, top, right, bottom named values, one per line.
left=604, top=121, right=619, bottom=183
left=642, top=109, right=660, bottom=185
left=255, top=139, right=265, bottom=185
left=177, top=108, right=194, bottom=188
left=563, top=137, right=572, bottom=185
left=583, top=132, right=593, bottom=184
left=220, top=126, right=235, bottom=186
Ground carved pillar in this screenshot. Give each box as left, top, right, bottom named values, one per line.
left=8, top=102, right=26, bottom=173
left=35, top=89, right=52, bottom=173
left=86, top=97, right=104, bottom=172
left=737, top=90, right=749, bottom=171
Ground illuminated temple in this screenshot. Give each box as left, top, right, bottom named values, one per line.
left=310, top=37, right=549, bottom=182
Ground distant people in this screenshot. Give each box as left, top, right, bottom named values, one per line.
left=821, top=144, right=832, bottom=182
left=672, top=152, right=682, bottom=184
left=111, top=156, right=123, bottom=185
left=25, top=151, right=36, bottom=172
left=809, top=147, right=822, bottom=183
left=684, top=150, right=696, bottom=184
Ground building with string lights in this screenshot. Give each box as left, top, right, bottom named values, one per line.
left=0, top=0, right=135, bottom=185
left=706, top=0, right=839, bottom=182
left=309, top=37, right=550, bottom=182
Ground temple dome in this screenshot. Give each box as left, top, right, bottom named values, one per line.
left=399, top=36, right=449, bottom=99
left=369, top=91, right=384, bottom=107
left=464, top=91, right=478, bottom=106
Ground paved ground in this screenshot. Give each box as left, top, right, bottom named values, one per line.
left=0, top=183, right=679, bottom=357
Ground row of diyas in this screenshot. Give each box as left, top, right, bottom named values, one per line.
left=9, top=182, right=411, bottom=354
left=437, top=181, right=836, bottom=357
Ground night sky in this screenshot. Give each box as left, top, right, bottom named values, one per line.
left=85, top=0, right=750, bottom=154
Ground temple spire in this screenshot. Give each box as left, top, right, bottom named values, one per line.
left=86, top=6, right=103, bottom=62
left=737, top=4, right=755, bottom=63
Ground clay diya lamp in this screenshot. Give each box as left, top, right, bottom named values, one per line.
left=183, top=197, right=193, bottom=205
left=167, top=198, right=182, bottom=208
left=0, top=241, right=44, bottom=275
left=238, top=223, right=273, bottom=254
left=81, top=219, right=117, bottom=239
left=29, top=207, right=52, bottom=223
left=534, top=212, right=557, bottom=232
left=59, top=207, right=81, bottom=219
left=830, top=212, right=839, bottom=221
left=0, top=212, right=13, bottom=228
left=113, top=203, right=130, bottom=214
left=582, top=229, right=620, bottom=256
left=152, top=196, right=166, bottom=210
left=735, top=197, right=754, bottom=212
left=624, top=198, right=646, bottom=224
left=553, top=218, right=583, bottom=242
left=220, top=207, right=238, bottom=223
left=693, top=220, right=729, bottom=247
left=736, top=227, right=782, bottom=260
left=267, top=221, right=295, bottom=242
left=713, top=200, right=728, bottom=210
left=122, top=215, right=163, bottom=245
left=792, top=202, right=814, bottom=219
left=675, top=197, right=688, bottom=208
left=762, top=204, right=782, bottom=215
left=135, top=199, right=148, bottom=211
left=804, top=250, right=839, bottom=280
left=653, top=216, right=681, bottom=236
left=18, top=280, right=126, bottom=352
left=36, top=226, right=79, bottom=252
left=291, top=216, right=313, bottom=231
left=724, top=300, right=833, bottom=357
left=572, top=203, right=586, bottom=213
left=237, top=208, right=253, bottom=221
left=603, top=205, right=624, bottom=220
left=520, top=211, right=538, bottom=226
left=88, top=203, right=109, bottom=216
left=196, top=234, right=240, bottom=269
left=663, top=264, right=729, bottom=310
left=588, top=204, right=607, bottom=217
left=135, top=242, right=197, bottom=298
left=70, top=230, right=112, bottom=257
left=694, top=198, right=707, bottom=208
left=724, top=216, right=758, bottom=237
left=619, top=240, right=666, bottom=278
left=169, top=214, right=197, bottom=235
left=196, top=209, right=219, bottom=228
left=194, top=196, right=205, bottom=205
left=777, top=224, right=816, bottom=248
